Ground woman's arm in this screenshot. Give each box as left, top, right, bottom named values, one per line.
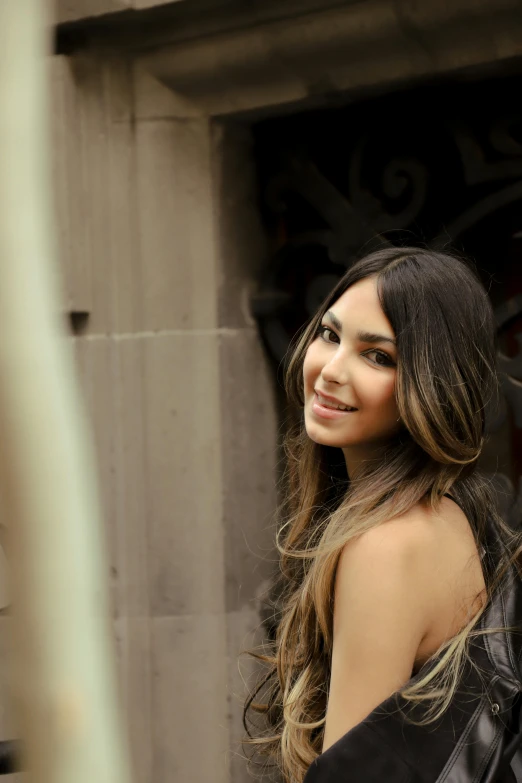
left=322, top=514, right=436, bottom=752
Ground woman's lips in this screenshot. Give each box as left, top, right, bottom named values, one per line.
left=312, top=393, right=358, bottom=420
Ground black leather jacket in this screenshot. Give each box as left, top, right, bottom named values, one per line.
left=304, top=517, right=522, bottom=782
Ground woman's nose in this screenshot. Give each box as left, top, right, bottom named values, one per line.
left=321, top=351, right=350, bottom=385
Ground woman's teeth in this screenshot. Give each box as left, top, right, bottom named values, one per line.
left=316, top=393, right=356, bottom=411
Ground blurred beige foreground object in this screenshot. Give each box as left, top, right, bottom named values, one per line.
left=0, top=3, right=133, bottom=782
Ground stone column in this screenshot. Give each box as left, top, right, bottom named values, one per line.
left=52, top=50, right=154, bottom=783
left=132, top=66, right=278, bottom=783
left=49, top=47, right=278, bottom=783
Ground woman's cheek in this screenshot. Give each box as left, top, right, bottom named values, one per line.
left=364, top=373, right=395, bottom=405
left=374, top=380, right=399, bottom=424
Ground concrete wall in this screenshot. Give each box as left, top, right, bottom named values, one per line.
left=48, top=50, right=278, bottom=783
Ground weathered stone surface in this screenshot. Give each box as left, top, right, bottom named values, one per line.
left=57, top=0, right=131, bottom=23
left=133, top=63, right=203, bottom=121
left=103, top=116, right=143, bottom=334
left=212, top=123, right=270, bottom=329
left=150, top=614, right=229, bottom=783
left=135, top=118, right=218, bottom=331
left=134, top=0, right=185, bottom=8
left=219, top=328, right=278, bottom=613
left=113, top=618, right=152, bottom=783
left=50, top=10, right=301, bottom=779
left=142, top=332, right=225, bottom=617
left=73, top=335, right=150, bottom=619
left=52, top=54, right=137, bottom=334
left=72, top=336, right=120, bottom=617
left=139, top=0, right=522, bottom=117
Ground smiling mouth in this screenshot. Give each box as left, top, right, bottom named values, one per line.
left=312, top=395, right=358, bottom=421
left=315, top=392, right=357, bottom=412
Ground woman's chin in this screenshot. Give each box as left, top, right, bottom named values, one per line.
left=304, top=421, right=353, bottom=448
left=304, top=417, right=396, bottom=449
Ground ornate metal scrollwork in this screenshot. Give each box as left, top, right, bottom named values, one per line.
left=348, top=138, right=428, bottom=233
left=453, top=116, right=522, bottom=186
left=252, top=89, right=522, bottom=527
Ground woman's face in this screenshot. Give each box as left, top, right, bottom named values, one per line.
left=303, top=276, right=401, bottom=457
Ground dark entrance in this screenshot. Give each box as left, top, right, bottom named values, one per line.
left=252, top=71, right=522, bottom=528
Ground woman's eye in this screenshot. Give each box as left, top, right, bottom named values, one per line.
left=316, top=327, right=395, bottom=366
left=365, top=349, right=395, bottom=367
left=317, top=325, right=339, bottom=343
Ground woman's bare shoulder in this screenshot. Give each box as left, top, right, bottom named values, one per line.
left=336, top=497, right=486, bottom=673
left=325, top=508, right=437, bottom=750
left=413, top=495, right=487, bottom=665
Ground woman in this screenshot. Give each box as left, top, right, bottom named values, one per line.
left=243, top=247, right=522, bottom=782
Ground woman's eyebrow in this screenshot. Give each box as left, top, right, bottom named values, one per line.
left=358, top=330, right=397, bottom=347
left=324, top=311, right=396, bottom=346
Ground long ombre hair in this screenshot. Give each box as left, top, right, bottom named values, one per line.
left=243, top=247, right=522, bottom=783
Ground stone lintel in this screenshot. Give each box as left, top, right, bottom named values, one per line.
left=57, top=0, right=183, bottom=24
left=138, top=0, right=522, bottom=118
left=57, top=0, right=132, bottom=24
left=134, top=0, right=186, bottom=8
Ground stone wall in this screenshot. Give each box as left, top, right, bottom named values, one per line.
left=47, top=49, right=278, bottom=783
